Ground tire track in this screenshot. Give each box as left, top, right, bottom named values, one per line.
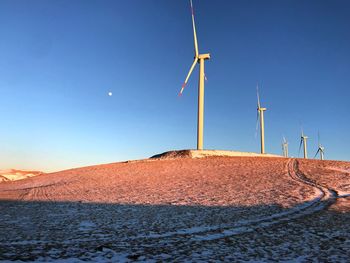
left=1, top=158, right=340, bottom=248
left=291, top=159, right=338, bottom=203
left=138, top=158, right=336, bottom=242
left=12, top=158, right=333, bottom=245
left=186, top=158, right=337, bottom=241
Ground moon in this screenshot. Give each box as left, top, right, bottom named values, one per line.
left=108, top=91, right=112, bottom=96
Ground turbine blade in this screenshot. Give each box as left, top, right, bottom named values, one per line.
left=298, top=138, right=303, bottom=157
left=314, top=148, right=320, bottom=159
left=190, top=0, right=199, bottom=57
left=256, top=83, right=261, bottom=109
left=179, top=58, right=198, bottom=95
left=255, top=83, right=261, bottom=138
left=255, top=111, right=260, bottom=138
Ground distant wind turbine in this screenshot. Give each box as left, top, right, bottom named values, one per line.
left=298, top=129, right=308, bottom=159
left=314, top=132, right=325, bottom=160
left=179, top=0, right=210, bottom=150
left=282, top=136, right=289, bottom=157
left=256, top=85, right=267, bottom=154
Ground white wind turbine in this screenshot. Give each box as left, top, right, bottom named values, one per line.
left=179, top=0, right=210, bottom=150
left=314, top=132, right=325, bottom=160
left=282, top=136, right=289, bottom=157
left=298, top=129, right=309, bottom=159
left=256, top=85, right=267, bottom=154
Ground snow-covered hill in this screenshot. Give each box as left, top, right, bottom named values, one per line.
left=0, top=154, right=349, bottom=262
left=0, top=169, right=43, bottom=182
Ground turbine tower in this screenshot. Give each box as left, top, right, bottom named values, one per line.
left=282, top=136, right=289, bottom=157
left=179, top=0, right=210, bottom=150
left=298, top=130, right=308, bottom=159
left=314, top=132, right=325, bottom=160
left=256, top=85, right=267, bottom=154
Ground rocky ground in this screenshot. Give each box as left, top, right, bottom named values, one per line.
left=0, top=156, right=349, bottom=262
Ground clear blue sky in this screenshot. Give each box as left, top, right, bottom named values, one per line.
left=0, top=0, right=349, bottom=172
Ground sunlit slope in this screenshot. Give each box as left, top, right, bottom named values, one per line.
left=0, top=156, right=324, bottom=208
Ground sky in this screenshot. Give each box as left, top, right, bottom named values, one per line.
left=0, top=0, right=349, bottom=172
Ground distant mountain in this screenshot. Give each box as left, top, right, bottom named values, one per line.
left=0, top=169, right=43, bottom=182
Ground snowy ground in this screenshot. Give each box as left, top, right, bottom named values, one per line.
left=0, top=170, right=42, bottom=182
left=0, top=157, right=349, bottom=262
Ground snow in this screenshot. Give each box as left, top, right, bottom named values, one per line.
left=325, top=167, right=350, bottom=174
left=0, top=169, right=42, bottom=182
left=0, top=158, right=349, bottom=261
left=78, top=221, right=96, bottom=231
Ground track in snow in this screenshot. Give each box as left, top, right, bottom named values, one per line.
left=136, top=158, right=339, bottom=242
left=1, top=158, right=349, bottom=262
left=2, top=159, right=338, bottom=246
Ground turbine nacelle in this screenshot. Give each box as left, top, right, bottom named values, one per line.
left=301, top=129, right=308, bottom=140
left=197, top=53, right=210, bottom=60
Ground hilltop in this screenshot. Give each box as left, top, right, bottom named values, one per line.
left=0, top=152, right=349, bottom=262
left=0, top=152, right=309, bottom=205
left=150, top=149, right=281, bottom=159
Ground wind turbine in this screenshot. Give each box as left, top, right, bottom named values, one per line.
left=298, top=129, right=308, bottom=159
left=179, top=0, right=210, bottom=150
left=282, top=136, right=289, bottom=157
left=314, top=132, right=325, bottom=160
left=256, top=85, right=267, bottom=154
